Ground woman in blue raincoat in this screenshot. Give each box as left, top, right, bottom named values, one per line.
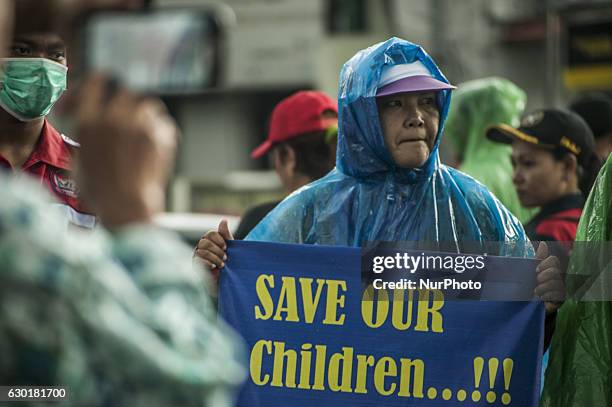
left=196, top=37, right=563, bottom=312
left=200, top=38, right=527, bottom=251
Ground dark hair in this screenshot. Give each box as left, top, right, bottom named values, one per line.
left=570, top=93, right=612, bottom=140
left=273, top=130, right=336, bottom=180
left=552, top=148, right=603, bottom=197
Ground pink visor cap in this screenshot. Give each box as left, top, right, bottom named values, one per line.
left=376, top=61, right=456, bottom=97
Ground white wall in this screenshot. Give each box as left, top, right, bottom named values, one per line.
left=441, top=0, right=549, bottom=110
left=157, top=0, right=325, bottom=183
left=158, top=0, right=555, bottom=209
left=173, top=94, right=257, bottom=180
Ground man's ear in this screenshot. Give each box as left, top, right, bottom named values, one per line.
left=272, top=145, right=296, bottom=174
left=285, top=145, right=297, bottom=174
left=270, top=148, right=282, bottom=171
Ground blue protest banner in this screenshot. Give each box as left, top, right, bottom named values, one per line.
left=219, top=241, right=544, bottom=407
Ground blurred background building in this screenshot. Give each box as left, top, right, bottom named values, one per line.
left=64, top=0, right=612, bottom=238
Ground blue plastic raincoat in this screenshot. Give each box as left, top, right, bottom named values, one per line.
left=247, top=38, right=530, bottom=256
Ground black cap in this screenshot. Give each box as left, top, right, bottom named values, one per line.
left=486, top=109, right=596, bottom=166
left=570, top=94, right=612, bottom=140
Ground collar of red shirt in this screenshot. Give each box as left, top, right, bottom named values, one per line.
left=22, top=120, right=72, bottom=171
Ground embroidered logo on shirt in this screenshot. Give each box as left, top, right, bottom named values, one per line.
left=52, top=172, right=79, bottom=198
left=60, top=133, right=80, bottom=147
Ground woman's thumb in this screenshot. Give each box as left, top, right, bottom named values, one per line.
left=536, top=241, right=548, bottom=260
left=218, top=219, right=234, bottom=240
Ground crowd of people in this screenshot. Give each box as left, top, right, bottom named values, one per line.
left=1, top=0, right=610, bottom=406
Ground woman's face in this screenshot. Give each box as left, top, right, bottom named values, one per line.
left=510, top=141, right=569, bottom=208
left=377, top=91, right=439, bottom=168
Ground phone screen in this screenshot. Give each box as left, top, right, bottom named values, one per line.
left=85, top=10, right=218, bottom=94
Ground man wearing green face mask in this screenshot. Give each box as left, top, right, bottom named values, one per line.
left=0, top=31, right=95, bottom=228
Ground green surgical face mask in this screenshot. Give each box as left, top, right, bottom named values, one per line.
left=0, top=58, right=68, bottom=122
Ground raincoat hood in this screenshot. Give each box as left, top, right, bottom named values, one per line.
left=444, top=77, right=535, bottom=223
left=336, top=37, right=452, bottom=183
left=445, top=77, right=525, bottom=163
left=247, top=38, right=530, bottom=256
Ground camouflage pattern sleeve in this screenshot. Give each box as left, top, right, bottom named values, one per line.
left=0, top=175, right=246, bottom=406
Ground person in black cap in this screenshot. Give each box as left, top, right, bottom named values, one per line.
left=487, top=109, right=602, bottom=245
left=570, top=93, right=612, bottom=161
left=488, top=109, right=602, bottom=353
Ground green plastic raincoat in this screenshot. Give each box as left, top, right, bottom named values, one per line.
left=444, top=77, right=536, bottom=223
left=541, top=154, right=612, bottom=406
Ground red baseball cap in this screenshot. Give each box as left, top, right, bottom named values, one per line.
left=251, top=91, right=338, bottom=159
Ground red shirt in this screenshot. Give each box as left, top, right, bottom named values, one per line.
left=524, top=193, right=583, bottom=254
left=0, top=120, right=96, bottom=228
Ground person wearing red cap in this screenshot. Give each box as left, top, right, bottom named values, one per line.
left=232, top=90, right=338, bottom=239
